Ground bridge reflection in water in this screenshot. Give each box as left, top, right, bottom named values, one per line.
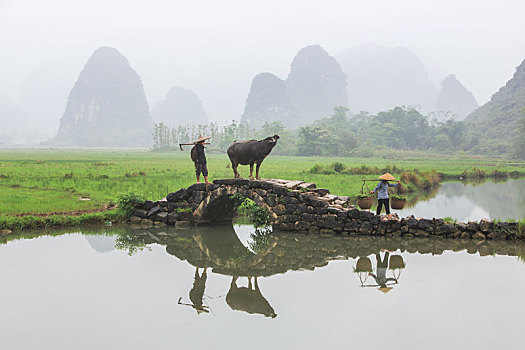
left=121, top=224, right=525, bottom=317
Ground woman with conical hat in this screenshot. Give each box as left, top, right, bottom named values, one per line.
left=370, top=172, right=400, bottom=215
left=192, top=135, right=211, bottom=184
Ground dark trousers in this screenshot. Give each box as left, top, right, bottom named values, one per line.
left=376, top=198, right=390, bottom=215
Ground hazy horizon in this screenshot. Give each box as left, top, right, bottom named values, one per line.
left=1, top=0, right=525, bottom=136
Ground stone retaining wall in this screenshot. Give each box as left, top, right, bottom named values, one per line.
left=131, top=178, right=522, bottom=240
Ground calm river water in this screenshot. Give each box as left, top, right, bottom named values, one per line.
left=395, top=178, right=525, bottom=221
left=1, top=223, right=525, bottom=350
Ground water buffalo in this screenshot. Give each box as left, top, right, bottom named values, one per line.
left=227, top=134, right=279, bottom=180
left=226, top=276, right=277, bottom=318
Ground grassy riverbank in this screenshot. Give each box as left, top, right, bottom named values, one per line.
left=0, top=149, right=524, bottom=230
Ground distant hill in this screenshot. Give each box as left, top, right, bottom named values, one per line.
left=242, top=45, right=348, bottom=128
left=465, top=58, right=525, bottom=153
left=151, top=86, right=208, bottom=127
left=241, top=73, right=293, bottom=128
left=337, top=44, right=438, bottom=114
left=50, top=46, right=152, bottom=148
left=435, top=74, right=478, bottom=121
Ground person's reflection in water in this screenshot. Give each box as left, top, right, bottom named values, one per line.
left=226, top=276, right=277, bottom=318
left=368, top=250, right=399, bottom=294
left=178, top=267, right=210, bottom=314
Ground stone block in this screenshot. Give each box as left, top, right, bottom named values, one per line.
left=370, top=215, right=381, bottom=226
left=166, top=189, right=187, bottom=202
left=167, top=212, right=177, bottom=225
left=133, top=209, right=148, bottom=218
left=472, top=231, right=486, bottom=240
left=359, top=210, right=374, bottom=220
left=284, top=196, right=299, bottom=204
left=265, top=195, right=278, bottom=207
left=235, top=179, right=250, bottom=186
left=313, top=188, right=330, bottom=196
left=147, top=206, right=161, bottom=218
left=406, top=217, right=419, bottom=229
left=347, top=209, right=360, bottom=219
left=213, top=179, right=237, bottom=186
left=302, top=213, right=316, bottom=221
left=467, top=221, right=479, bottom=232
left=359, top=221, right=373, bottom=234
left=455, top=222, right=467, bottom=231
left=273, top=186, right=288, bottom=196
left=281, top=214, right=300, bottom=223
left=435, top=224, right=453, bottom=236
left=417, top=219, right=432, bottom=230
left=249, top=180, right=263, bottom=188
left=260, top=182, right=274, bottom=190
left=274, top=204, right=286, bottom=215
left=460, top=231, right=471, bottom=239
left=191, top=190, right=207, bottom=203
left=176, top=211, right=193, bottom=222
left=143, top=200, right=155, bottom=211
left=255, top=189, right=267, bottom=197
left=154, top=212, right=168, bottom=223
left=128, top=216, right=142, bottom=223
left=295, top=221, right=311, bottom=231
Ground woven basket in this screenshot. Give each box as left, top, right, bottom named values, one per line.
left=390, top=198, right=406, bottom=210
left=357, top=197, right=373, bottom=210
left=389, top=255, right=405, bottom=269
left=355, top=257, right=373, bottom=272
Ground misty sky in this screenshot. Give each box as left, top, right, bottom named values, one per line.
left=1, top=0, right=524, bottom=126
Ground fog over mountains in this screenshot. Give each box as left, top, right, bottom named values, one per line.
left=50, top=46, right=152, bottom=148
left=151, top=87, right=208, bottom=127
left=242, top=45, right=348, bottom=128
left=0, top=42, right=522, bottom=149
left=435, top=74, right=479, bottom=121
left=337, top=44, right=438, bottom=114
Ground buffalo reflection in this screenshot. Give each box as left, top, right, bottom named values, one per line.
left=226, top=276, right=276, bottom=318
left=354, top=251, right=406, bottom=294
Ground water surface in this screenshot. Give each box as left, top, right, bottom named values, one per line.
left=1, top=224, right=524, bottom=350
left=396, top=179, right=525, bottom=221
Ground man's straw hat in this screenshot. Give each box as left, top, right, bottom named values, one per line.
left=379, top=173, right=396, bottom=181
left=194, top=135, right=211, bottom=143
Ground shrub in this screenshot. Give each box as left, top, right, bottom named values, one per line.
left=117, top=192, right=147, bottom=216
left=230, top=194, right=270, bottom=228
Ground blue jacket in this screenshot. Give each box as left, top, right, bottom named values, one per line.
left=373, top=181, right=397, bottom=199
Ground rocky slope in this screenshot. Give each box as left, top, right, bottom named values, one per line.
left=465, top=58, right=525, bottom=152
left=151, top=86, right=208, bottom=127
left=241, top=73, right=293, bottom=128
left=435, top=74, right=478, bottom=120
left=242, top=45, right=348, bottom=128
left=51, top=46, right=152, bottom=147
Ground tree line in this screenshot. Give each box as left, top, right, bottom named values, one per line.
left=152, top=106, right=524, bottom=159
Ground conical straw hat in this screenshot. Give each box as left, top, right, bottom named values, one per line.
left=378, top=287, right=393, bottom=294
left=379, top=173, right=395, bottom=181
left=194, top=135, right=211, bottom=143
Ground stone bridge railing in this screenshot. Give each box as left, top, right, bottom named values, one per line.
left=130, top=178, right=522, bottom=240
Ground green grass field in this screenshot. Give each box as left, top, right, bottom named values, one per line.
left=1, top=149, right=524, bottom=216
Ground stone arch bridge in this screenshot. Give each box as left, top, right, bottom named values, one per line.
left=130, top=178, right=519, bottom=239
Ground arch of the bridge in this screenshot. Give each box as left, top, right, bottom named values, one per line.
left=192, top=185, right=279, bottom=224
